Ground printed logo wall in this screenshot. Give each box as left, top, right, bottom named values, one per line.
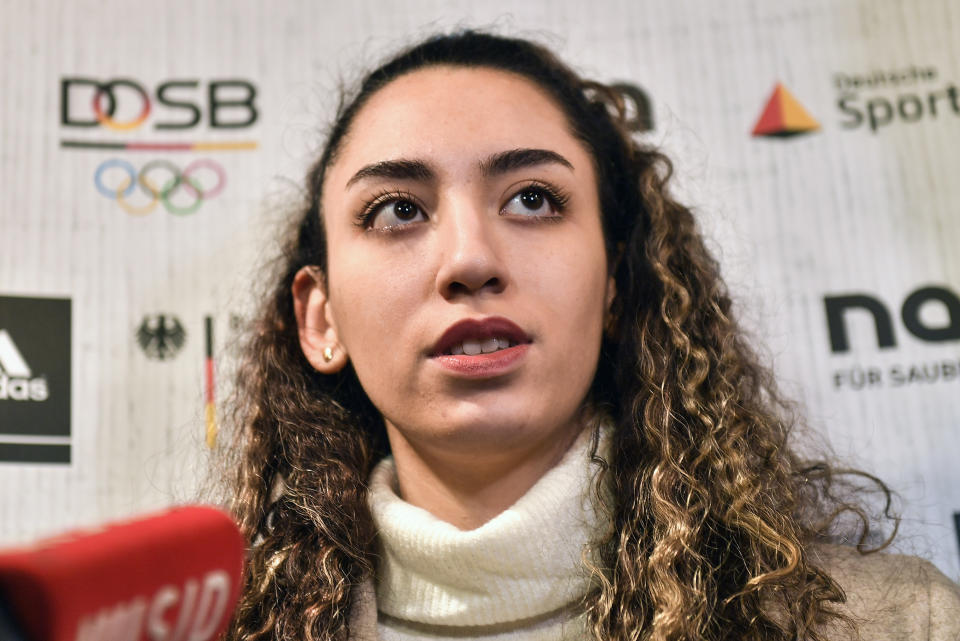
left=746, top=50, right=959, bottom=574
left=2, top=0, right=958, bottom=578
left=751, top=68, right=960, bottom=391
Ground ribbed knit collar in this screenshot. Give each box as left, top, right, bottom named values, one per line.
left=367, top=427, right=608, bottom=636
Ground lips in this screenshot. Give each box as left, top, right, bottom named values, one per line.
left=431, top=317, right=531, bottom=357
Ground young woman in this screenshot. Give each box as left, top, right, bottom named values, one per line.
left=223, top=31, right=960, bottom=641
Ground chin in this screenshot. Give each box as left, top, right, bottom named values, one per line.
left=425, top=401, right=577, bottom=449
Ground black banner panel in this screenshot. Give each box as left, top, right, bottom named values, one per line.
left=0, top=296, right=71, bottom=463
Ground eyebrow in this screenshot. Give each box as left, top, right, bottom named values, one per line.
left=479, top=148, right=574, bottom=176
left=345, top=148, right=574, bottom=188
left=345, top=159, right=434, bottom=188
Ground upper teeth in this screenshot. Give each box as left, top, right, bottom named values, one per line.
left=450, top=337, right=513, bottom=355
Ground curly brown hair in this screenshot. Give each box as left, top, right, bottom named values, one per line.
left=221, top=30, right=895, bottom=641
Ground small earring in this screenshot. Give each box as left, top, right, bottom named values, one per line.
left=323, top=346, right=334, bottom=362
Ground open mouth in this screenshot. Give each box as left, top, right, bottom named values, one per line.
left=431, top=317, right=531, bottom=357
left=445, top=337, right=520, bottom=355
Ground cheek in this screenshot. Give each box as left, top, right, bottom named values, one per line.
left=326, top=247, right=427, bottom=363
left=519, top=232, right=609, bottom=330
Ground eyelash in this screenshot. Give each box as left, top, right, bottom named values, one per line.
left=506, top=181, right=571, bottom=218
left=353, top=189, right=421, bottom=229
left=353, top=181, right=571, bottom=230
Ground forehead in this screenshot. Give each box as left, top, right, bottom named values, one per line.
left=326, top=66, right=588, bottom=183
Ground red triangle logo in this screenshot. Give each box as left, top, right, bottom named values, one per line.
left=752, top=83, right=820, bottom=138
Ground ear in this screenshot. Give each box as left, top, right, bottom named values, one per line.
left=292, top=265, right=349, bottom=374
left=605, top=243, right=624, bottom=315
left=603, top=274, right=618, bottom=336
left=604, top=274, right=617, bottom=311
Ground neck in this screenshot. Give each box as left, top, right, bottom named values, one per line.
left=368, top=424, right=610, bottom=634
left=384, top=421, right=584, bottom=530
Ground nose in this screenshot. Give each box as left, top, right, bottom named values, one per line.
left=434, top=201, right=507, bottom=300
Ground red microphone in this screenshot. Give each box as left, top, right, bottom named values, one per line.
left=0, top=506, right=245, bottom=641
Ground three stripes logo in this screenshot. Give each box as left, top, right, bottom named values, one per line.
left=0, top=330, right=49, bottom=402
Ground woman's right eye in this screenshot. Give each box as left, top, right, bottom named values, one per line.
left=366, top=198, right=427, bottom=230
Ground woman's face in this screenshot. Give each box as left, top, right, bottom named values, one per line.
left=310, top=66, right=613, bottom=459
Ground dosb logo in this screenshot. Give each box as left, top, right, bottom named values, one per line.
left=59, top=76, right=259, bottom=215
left=0, top=296, right=71, bottom=464
left=61, top=78, right=258, bottom=131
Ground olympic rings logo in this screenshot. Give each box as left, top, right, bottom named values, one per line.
left=94, top=158, right=226, bottom=215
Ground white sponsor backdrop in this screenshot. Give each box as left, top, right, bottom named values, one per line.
left=1, top=0, right=958, bottom=577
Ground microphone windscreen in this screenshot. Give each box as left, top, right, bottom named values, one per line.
left=0, top=505, right=245, bottom=641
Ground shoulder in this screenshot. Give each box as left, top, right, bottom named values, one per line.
left=810, top=544, right=960, bottom=641
left=348, top=577, right=380, bottom=641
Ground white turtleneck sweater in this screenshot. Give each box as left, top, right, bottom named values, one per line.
left=366, top=429, right=607, bottom=640
left=357, top=430, right=960, bottom=641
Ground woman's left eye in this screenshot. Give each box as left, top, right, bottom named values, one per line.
left=501, top=187, right=564, bottom=218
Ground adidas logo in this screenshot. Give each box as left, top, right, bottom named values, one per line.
left=0, top=329, right=49, bottom=401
